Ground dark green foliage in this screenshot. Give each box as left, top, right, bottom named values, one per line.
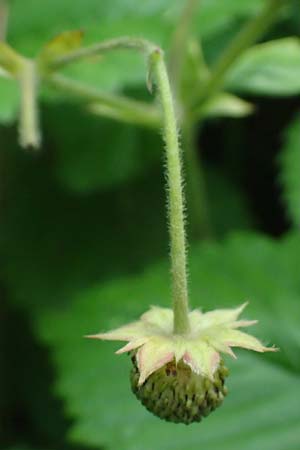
left=0, top=78, right=19, bottom=122
left=31, top=232, right=300, bottom=450
left=0, top=0, right=297, bottom=125
left=278, top=113, right=300, bottom=227
left=43, top=104, right=162, bottom=192
left=225, top=38, right=300, bottom=96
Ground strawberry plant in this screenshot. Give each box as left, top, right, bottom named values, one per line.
left=1, top=1, right=300, bottom=449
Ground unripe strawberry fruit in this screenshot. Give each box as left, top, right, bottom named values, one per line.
left=131, top=354, right=228, bottom=424
left=87, top=303, right=276, bottom=423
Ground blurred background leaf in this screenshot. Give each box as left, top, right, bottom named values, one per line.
left=225, top=38, right=300, bottom=96
left=33, top=232, right=300, bottom=450
left=0, top=0, right=295, bottom=124
left=201, top=93, right=254, bottom=118
left=0, top=128, right=252, bottom=313
left=43, top=104, right=161, bottom=192
left=0, top=77, right=19, bottom=122
left=278, top=112, right=300, bottom=227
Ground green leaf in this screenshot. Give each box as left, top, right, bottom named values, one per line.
left=0, top=77, right=19, bottom=123
left=0, top=0, right=268, bottom=124
left=196, top=0, right=265, bottom=39
left=0, top=42, right=22, bottom=124
left=38, top=30, right=84, bottom=67
left=0, top=132, right=253, bottom=315
left=278, top=113, right=300, bottom=228
left=43, top=103, right=161, bottom=192
left=8, top=1, right=178, bottom=93
left=43, top=101, right=256, bottom=209
left=8, top=0, right=265, bottom=56
left=205, top=167, right=253, bottom=235
left=202, top=92, right=254, bottom=118
left=225, top=38, right=300, bottom=96
left=35, top=232, right=300, bottom=450
left=0, top=40, right=23, bottom=75
left=0, top=142, right=168, bottom=310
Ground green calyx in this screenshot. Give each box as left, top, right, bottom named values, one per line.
left=130, top=354, right=228, bottom=424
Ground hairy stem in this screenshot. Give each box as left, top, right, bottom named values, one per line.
left=48, top=37, right=191, bottom=333
left=152, top=49, right=190, bottom=335
left=48, top=37, right=156, bottom=71
left=192, top=0, right=285, bottom=114
left=47, top=74, right=161, bottom=128
left=18, top=59, right=40, bottom=149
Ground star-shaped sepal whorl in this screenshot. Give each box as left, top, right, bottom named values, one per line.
left=87, top=303, right=277, bottom=424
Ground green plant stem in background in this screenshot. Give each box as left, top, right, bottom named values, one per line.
left=169, top=0, right=200, bottom=93
left=47, top=74, right=161, bottom=128
left=169, top=0, right=213, bottom=240
left=18, top=59, right=41, bottom=149
left=192, top=0, right=286, bottom=116
left=181, top=0, right=285, bottom=239
left=152, top=49, right=190, bottom=335
left=48, top=37, right=157, bottom=71
left=182, top=119, right=211, bottom=239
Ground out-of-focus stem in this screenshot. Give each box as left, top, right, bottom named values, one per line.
left=46, top=74, right=161, bottom=129
left=48, top=37, right=157, bottom=71
left=18, top=59, right=41, bottom=149
left=183, top=119, right=211, bottom=239
left=192, top=0, right=285, bottom=115
left=169, top=0, right=199, bottom=92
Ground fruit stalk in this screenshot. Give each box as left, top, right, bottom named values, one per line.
left=152, top=49, right=190, bottom=335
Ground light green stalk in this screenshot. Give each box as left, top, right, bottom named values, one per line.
left=18, top=59, right=41, bottom=149
left=42, top=36, right=191, bottom=333
left=48, top=37, right=157, bottom=71
left=151, top=49, right=190, bottom=335
left=46, top=36, right=191, bottom=334
left=169, top=0, right=199, bottom=92
left=47, top=74, right=161, bottom=129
